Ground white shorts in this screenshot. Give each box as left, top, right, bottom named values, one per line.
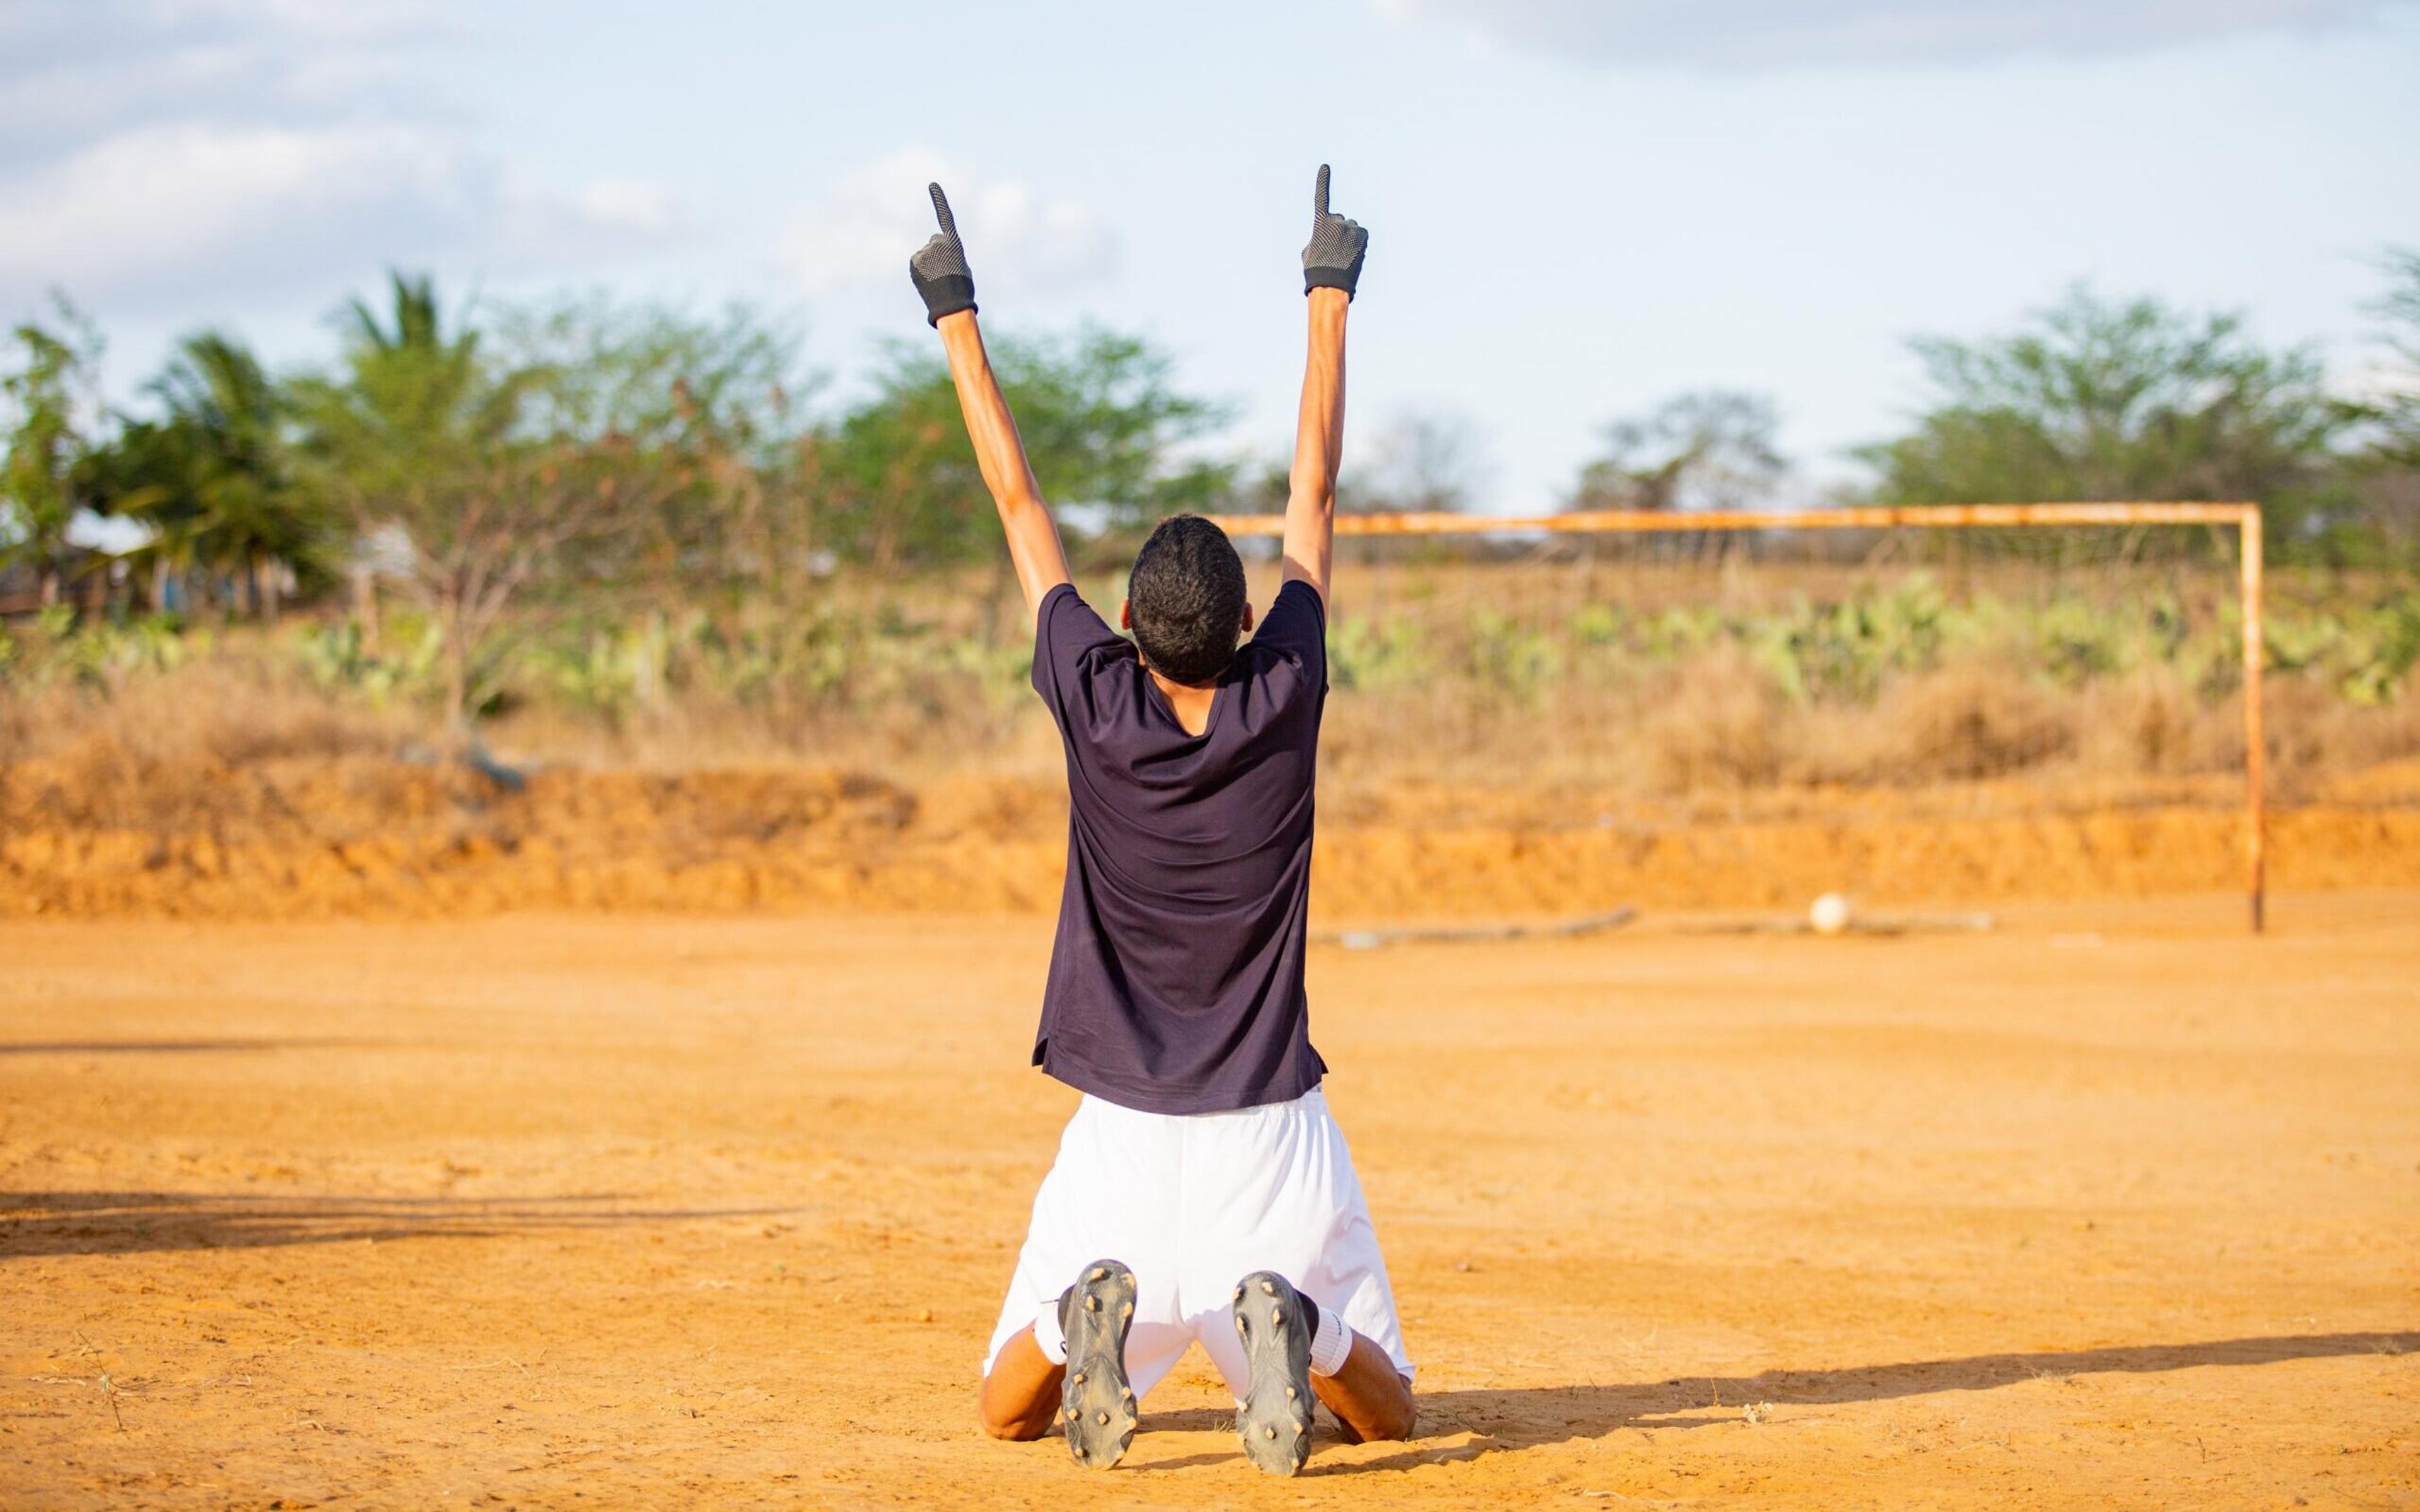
left=984, top=1085, right=1414, bottom=1399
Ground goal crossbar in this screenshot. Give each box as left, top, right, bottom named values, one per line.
left=1206, top=502, right=2267, bottom=933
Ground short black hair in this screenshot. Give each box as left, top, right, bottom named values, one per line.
left=1127, top=513, right=1247, bottom=687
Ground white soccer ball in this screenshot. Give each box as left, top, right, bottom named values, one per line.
left=1809, top=892, right=1854, bottom=937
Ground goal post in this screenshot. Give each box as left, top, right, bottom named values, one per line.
left=1206, top=502, right=2267, bottom=934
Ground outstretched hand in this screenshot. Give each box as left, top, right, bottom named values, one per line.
left=910, top=183, right=977, bottom=327
left=1301, top=164, right=1369, bottom=300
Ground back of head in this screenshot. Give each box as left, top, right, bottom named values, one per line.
left=1127, top=514, right=1247, bottom=687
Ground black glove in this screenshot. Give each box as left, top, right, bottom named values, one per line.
left=909, top=183, right=977, bottom=327
left=1301, top=164, right=1368, bottom=299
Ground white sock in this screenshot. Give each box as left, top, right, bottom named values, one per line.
left=1032, top=1294, right=1068, bottom=1365
left=1308, top=1302, right=1352, bottom=1378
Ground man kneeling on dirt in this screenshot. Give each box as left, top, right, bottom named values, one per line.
left=908, top=166, right=1416, bottom=1475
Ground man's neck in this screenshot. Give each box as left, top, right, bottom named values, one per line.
left=1147, top=667, right=1218, bottom=736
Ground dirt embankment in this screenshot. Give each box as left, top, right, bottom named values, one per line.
left=7, top=748, right=2420, bottom=920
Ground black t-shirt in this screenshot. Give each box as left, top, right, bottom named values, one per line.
left=1027, top=578, right=1330, bottom=1114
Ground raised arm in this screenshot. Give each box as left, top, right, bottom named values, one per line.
left=911, top=183, right=1071, bottom=622
left=936, top=307, right=1071, bottom=620
left=1285, top=165, right=1368, bottom=603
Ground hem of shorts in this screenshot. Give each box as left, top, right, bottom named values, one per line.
left=1039, top=1057, right=1327, bottom=1117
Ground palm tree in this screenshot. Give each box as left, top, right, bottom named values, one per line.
left=78, top=416, right=190, bottom=613
left=292, top=273, right=500, bottom=665
left=292, top=273, right=559, bottom=725
left=147, top=332, right=330, bottom=622
left=325, top=273, right=505, bottom=467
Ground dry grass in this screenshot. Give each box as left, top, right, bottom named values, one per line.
left=1, top=660, right=406, bottom=832
left=1634, top=650, right=1787, bottom=793
left=9, top=628, right=2420, bottom=922
left=1321, top=657, right=2420, bottom=800
left=8, top=557, right=2419, bottom=812
left=16, top=646, right=2418, bottom=815
left=1787, top=661, right=2077, bottom=788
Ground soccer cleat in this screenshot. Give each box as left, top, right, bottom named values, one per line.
left=1060, top=1259, right=1139, bottom=1470
left=1231, top=1270, right=1315, bottom=1476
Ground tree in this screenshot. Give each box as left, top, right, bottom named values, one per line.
left=146, top=332, right=331, bottom=621
left=293, top=274, right=589, bottom=726
left=826, top=352, right=973, bottom=573
left=1565, top=390, right=1785, bottom=512
left=77, top=416, right=192, bottom=612
left=500, top=295, right=821, bottom=599
left=1858, top=286, right=2345, bottom=547
left=0, top=297, right=103, bottom=608
left=826, top=328, right=1230, bottom=569
left=2353, top=248, right=2420, bottom=470
left=1342, top=407, right=1491, bottom=514
left=296, top=276, right=815, bottom=726
left=290, top=273, right=509, bottom=662
left=2334, top=248, right=2420, bottom=560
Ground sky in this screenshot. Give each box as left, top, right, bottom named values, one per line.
left=3, top=0, right=2417, bottom=513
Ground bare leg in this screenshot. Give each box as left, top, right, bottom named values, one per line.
left=1311, top=1331, right=1417, bottom=1443
left=977, top=1326, right=1064, bottom=1440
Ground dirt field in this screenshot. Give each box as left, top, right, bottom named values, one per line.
left=4, top=895, right=2416, bottom=1509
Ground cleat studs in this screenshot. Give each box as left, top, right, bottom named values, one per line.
left=1086, top=1295, right=1101, bottom=1312
left=1265, top=1424, right=1279, bottom=1440
left=1097, top=1411, right=1110, bottom=1426
left=1271, top=1307, right=1284, bottom=1325
left=1088, top=1266, right=1107, bottom=1281
left=1260, top=1280, right=1277, bottom=1295
left=1070, top=1372, right=1085, bottom=1385
left=1121, top=1302, right=1133, bottom=1320
left=1286, top=1385, right=1298, bottom=1400
left=1235, top=1315, right=1248, bottom=1334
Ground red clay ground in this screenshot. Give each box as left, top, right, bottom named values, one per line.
left=3, top=893, right=2416, bottom=1509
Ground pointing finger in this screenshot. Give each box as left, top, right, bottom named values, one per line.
left=928, top=183, right=957, bottom=238
left=1314, top=163, right=1331, bottom=219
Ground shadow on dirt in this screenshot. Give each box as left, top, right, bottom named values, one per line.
left=0, top=1040, right=363, bottom=1056
left=0, top=1190, right=808, bottom=1258
left=1134, top=1331, right=2417, bottom=1474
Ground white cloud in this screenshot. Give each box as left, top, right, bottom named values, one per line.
left=0, top=121, right=681, bottom=308
left=0, top=0, right=456, bottom=169
left=575, top=178, right=682, bottom=240
left=0, top=122, right=454, bottom=293
left=1371, top=0, right=2392, bottom=69
left=778, top=149, right=1114, bottom=301
left=0, top=0, right=676, bottom=313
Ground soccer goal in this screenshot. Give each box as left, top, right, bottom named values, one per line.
left=1209, top=503, right=2268, bottom=932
